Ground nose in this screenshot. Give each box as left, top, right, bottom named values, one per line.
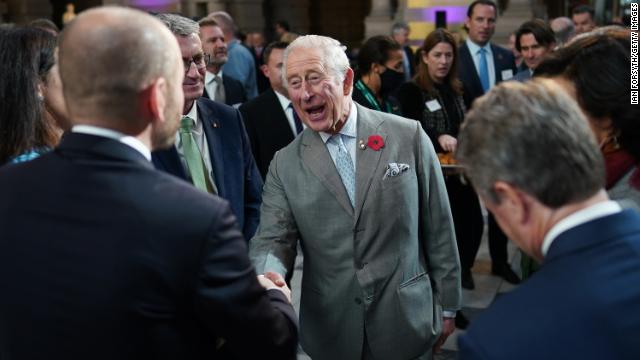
left=185, top=62, right=199, bottom=77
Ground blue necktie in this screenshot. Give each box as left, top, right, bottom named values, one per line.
left=329, top=134, right=355, bottom=207
left=478, top=48, right=490, bottom=93
left=288, top=104, right=303, bottom=134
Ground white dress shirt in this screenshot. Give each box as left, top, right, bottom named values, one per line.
left=319, top=103, right=358, bottom=169
left=72, top=125, right=151, bottom=161
left=274, top=90, right=306, bottom=137
left=466, top=38, right=496, bottom=88
left=205, top=70, right=223, bottom=101
left=541, top=200, right=622, bottom=257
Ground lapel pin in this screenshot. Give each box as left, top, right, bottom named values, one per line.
left=359, top=140, right=366, bottom=150
left=213, top=122, right=218, bottom=128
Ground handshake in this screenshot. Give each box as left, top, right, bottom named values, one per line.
left=257, top=272, right=292, bottom=302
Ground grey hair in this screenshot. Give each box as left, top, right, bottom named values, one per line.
left=391, top=22, right=410, bottom=34
left=550, top=17, right=575, bottom=46
left=281, top=35, right=350, bottom=89
left=456, top=79, right=604, bottom=208
left=155, top=13, right=199, bottom=36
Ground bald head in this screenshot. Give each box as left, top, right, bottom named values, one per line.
left=59, top=7, right=182, bottom=127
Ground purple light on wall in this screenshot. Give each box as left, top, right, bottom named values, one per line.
left=130, top=0, right=175, bottom=7
left=419, top=6, right=467, bottom=23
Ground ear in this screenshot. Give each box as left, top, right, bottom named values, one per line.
left=493, top=181, right=531, bottom=226
left=421, top=51, right=429, bottom=65
left=37, top=80, right=45, bottom=100
left=260, top=64, right=269, bottom=78
left=343, top=68, right=354, bottom=96
left=464, top=16, right=471, bottom=30
left=143, top=77, right=167, bottom=126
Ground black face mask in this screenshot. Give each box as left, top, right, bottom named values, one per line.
left=379, top=67, right=405, bottom=95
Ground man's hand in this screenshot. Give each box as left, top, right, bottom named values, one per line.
left=257, top=272, right=292, bottom=302
left=437, top=135, right=458, bottom=153
left=433, top=317, right=455, bottom=353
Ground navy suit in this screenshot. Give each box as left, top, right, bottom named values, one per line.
left=457, top=42, right=517, bottom=109
left=0, top=133, right=297, bottom=359
left=458, top=209, right=640, bottom=360
left=203, top=74, right=247, bottom=107
left=457, top=42, right=517, bottom=272
left=239, top=89, right=295, bottom=180
left=152, top=97, right=263, bottom=240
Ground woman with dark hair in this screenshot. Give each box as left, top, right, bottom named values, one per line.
left=0, top=27, right=62, bottom=165
left=352, top=35, right=404, bottom=114
left=397, top=29, right=484, bottom=312
left=537, top=28, right=639, bottom=209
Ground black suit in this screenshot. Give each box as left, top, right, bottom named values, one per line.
left=153, top=98, right=263, bottom=241
left=457, top=41, right=517, bottom=271
left=0, top=133, right=297, bottom=359
left=239, top=89, right=296, bottom=180
left=203, top=73, right=247, bottom=107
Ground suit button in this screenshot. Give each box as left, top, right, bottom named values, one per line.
left=354, top=297, right=362, bottom=305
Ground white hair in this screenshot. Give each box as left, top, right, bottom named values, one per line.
left=281, top=35, right=350, bottom=89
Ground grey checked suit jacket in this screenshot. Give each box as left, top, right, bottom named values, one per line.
left=250, top=103, right=461, bottom=360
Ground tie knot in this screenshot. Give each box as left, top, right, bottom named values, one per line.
left=180, top=116, right=195, bottom=132
left=214, top=75, right=223, bottom=84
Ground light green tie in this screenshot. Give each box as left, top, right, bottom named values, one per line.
left=180, top=116, right=211, bottom=193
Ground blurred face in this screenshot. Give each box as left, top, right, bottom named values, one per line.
left=572, top=12, right=596, bottom=34
left=42, top=49, right=70, bottom=131
left=519, top=33, right=553, bottom=70
left=285, top=47, right=353, bottom=134
left=177, top=33, right=205, bottom=113
left=383, top=49, right=404, bottom=72
left=200, top=25, right=227, bottom=68
left=392, top=29, right=409, bottom=46
left=465, top=4, right=496, bottom=46
left=508, top=33, right=522, bottom=60
left=261, top=48, right=285, bottom=94
left=152, top=54, right=185, bottom=150
left=423, top=42, right=454, bottom=83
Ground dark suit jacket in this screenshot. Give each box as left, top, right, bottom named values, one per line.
left=203, top=74, right=247, bottom=107
left=457, top=42, right=517, bottom=109
left=239, top=89, right=295, bottom=180
left=403, top=45, right=416, bottom=78
left=458, top=209, right=640, bottom=360
left=152, top=98, right=263, bottom=240
left=0, top=133, right=297, bottom=360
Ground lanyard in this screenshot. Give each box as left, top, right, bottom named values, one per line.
left=355, top=79, right=392, bottom=113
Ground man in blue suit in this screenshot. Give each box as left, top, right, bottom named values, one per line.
left=456, top=79, right=640, bottom=360
left=152, top=14, right=263, bottom=240
left=457, top=0, right=520, bottom=289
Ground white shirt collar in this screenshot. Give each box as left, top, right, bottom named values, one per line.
left=274, top=90, right=291, bottom=112
left=71, top=124, right=151, bottom=161
left=319, top=102, right=358, bottom=143
left=541, top=200, right=622, bottom=256
left=184, top=100, right=198, bottom=125
left=205, top=70, right=223, bottom=85
left=466, top=38, right=492, bottom=55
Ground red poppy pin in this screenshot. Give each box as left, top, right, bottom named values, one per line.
left=367, top=135, right=384, bottom=151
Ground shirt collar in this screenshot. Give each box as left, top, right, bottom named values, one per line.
left=541, top=200, right=622, bottom=256
left=319, top=102, right=358, bottom=143
left=205, top=70, right=223, bottom=85
left=184, top=100, right=198, bottom=126
left=71, top=124, right=152, bottom=161
left=274, top=90, right=291, bottom=112
left=466, top=38, right=492, bottom=55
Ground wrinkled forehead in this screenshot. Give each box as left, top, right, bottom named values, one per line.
left=285, top=47, right=327, bottom=76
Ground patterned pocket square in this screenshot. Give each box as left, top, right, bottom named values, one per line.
left=383, top=163, right=410, bottom=180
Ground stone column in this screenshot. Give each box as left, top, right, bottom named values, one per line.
left=365, top=0, right=393, bottom=38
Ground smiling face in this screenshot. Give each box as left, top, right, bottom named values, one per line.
left=285, top=47, right=353, bottom=134
left=177, top=33, right=205, bottom=113
left=465, top=4, right=496, bottom=46
left=519, top=33, right=552, bottom=70
left=423, top=41, right=454, bottom=83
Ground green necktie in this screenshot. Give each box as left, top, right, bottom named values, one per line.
left=180, top=116, right=211, bottom=193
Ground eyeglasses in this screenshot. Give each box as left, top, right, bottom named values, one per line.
left=183, top=53, right=211, bottom=73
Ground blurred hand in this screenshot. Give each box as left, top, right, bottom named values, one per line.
left=437, top=135, right=458, bottom=153
left=433, top=317, right=455, bottom=353
left=257, top=272, right=292, bottom=302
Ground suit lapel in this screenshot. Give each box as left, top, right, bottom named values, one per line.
left=266, top=89, right=296, bottom=142
left=152, top=146, right=187, bottom=179
left=459, top=44, right=484, bottom=97
left=492, top=44, right=504, bottom=82
left=301, top=130, right=354, bottom=216
left=198, top=99, right=226, bottom=195
left=353, top=105, right=385, bottom=221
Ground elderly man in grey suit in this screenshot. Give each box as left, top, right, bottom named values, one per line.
left=249, top=35, right=461, bottom=360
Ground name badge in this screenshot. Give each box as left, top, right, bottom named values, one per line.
left=502, top=69, right=514, bottom=80
left=426, top=99, right=442, bottom=112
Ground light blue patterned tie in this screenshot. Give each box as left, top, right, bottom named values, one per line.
left=330, top=134, right=355, bottom=207
left=478, top=48, right=490, bottom=93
